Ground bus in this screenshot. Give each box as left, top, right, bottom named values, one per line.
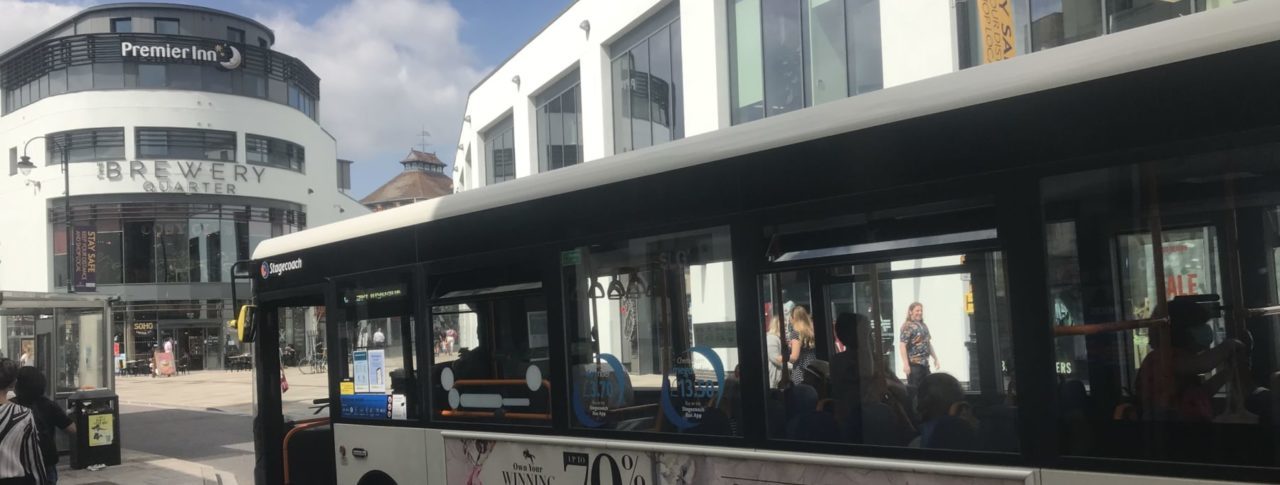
left=243, top=4, right=1280, bottom=484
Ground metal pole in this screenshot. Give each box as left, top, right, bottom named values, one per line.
left=64, top=144, right=74, bottom=294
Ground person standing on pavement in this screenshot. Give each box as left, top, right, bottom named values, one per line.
left=898, top=302, right=940, bottom=388
left=0, top=358, right=47, bottom=485
left=372, top=327, right=386, bottom=349
left=12, top=367, right=72, bottom=484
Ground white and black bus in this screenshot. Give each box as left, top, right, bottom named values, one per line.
left=243, top=4, right=1280, bottom=484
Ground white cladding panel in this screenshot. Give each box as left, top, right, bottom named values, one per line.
left=0, top=89, right=368, bottom=291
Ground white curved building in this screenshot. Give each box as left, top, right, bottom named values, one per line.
left=0, top=2, right=366, bottom=371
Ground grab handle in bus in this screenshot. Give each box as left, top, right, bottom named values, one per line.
left=1052, top=317, right=1167, bottom=337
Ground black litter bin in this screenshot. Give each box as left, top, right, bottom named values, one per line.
left=69, top=389, right=121, bottom=469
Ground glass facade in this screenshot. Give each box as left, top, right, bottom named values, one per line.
left=536, top=77, right=582, bottom=172
left=45, top=128, right=125, bottom=165
left=729, top=0, right=882, bottom=125
left=136, top=127, right=236, bottom=162
left=246, top=134, right=305, bottom=172
left=611, top=8, right=683, bottom=154
left=51, top=201, right=303, bottom=289
left=1007, top=0, right=1236, bottom=58
left=2, top=34, right=319, bottom=120
left=485, top=117, right=516, bottom=184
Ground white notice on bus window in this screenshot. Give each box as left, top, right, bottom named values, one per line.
left=369, top=349, right=386, bottom=393
left=392, top=394, right=406, bottom=420
left=353, top=350, right=369, bottom=393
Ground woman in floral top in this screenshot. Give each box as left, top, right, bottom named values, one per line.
left=898, top=302, right=940, bottom=388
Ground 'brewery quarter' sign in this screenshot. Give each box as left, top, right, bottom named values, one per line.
left=97, top=160, right=268, bottom=194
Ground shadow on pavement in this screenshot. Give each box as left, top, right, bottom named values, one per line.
left=120, top=406, right=253, bottom=462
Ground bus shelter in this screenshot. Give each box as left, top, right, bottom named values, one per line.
left=0, top=291, right=114, bottom=398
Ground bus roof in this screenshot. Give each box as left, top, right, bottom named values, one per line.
left=253, top=1, right=1280, bottom=261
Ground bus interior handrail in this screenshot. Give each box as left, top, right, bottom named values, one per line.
left=1053, top=317, right=1168, bottom=337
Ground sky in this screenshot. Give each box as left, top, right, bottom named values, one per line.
left=0, top=0, right=573, bottom=199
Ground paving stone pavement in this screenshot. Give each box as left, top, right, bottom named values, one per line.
left=58, top=367, right=332, bottom=484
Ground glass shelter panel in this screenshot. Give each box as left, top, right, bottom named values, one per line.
left=562, top=227, right=739, bottom=436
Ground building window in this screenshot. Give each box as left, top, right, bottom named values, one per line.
left=287, top=84, right=317, bottom=119
left=136, top=128, right=236, bottom=162
left=246, top=134, right=305, bottom=172
left=337, top=159, right=353, bottom=192
left=484, top=116, right=515, bottom=184
left=8, top=147, right=15, bottom=176
left=154, top=18, right=180, bottom=35
left=611, top=2, right=683, bottom=153
left=227, top=27, right=245, bottom=44
left=535, top=71, right=583, bottom=172
left=259, top=37, right=269, bottom=48
left=45, top=128, right=124, bottom=164
left=110, top=18, right=132, bottom=33
left=728, top=0, right=882, bottom=125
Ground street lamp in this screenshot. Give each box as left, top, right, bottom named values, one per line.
left=17, top=135, right=73, bottom=294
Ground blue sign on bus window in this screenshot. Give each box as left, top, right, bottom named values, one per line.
left=341, top=394, right=391, bottom=420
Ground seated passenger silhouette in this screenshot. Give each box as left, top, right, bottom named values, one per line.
left=913, top=373, right=979, bottom=451
left=1136, top=298, right=1246, bottom=422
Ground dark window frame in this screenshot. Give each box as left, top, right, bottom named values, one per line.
left=610, top=1, right=683, bottom=154
left=246, top=134, right=306, bottom=173
left=535, top=70, right=583, bottom=172
left=45, top=127, right=125, bottom=164
left=135, top=127, right=237, bottom=162
left=110, top=17, right=132, bottom=33
left=153, top=18, right=180, bottom=35
left=484, top=116, right=516, bottom=185
left=227, top=27, right=246, bottom=44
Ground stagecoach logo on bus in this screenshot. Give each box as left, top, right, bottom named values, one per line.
left=260, top=258, right=303, bottom=279
left=120, top=41, right=242, bottom=70
left=97, top=160, right=267, bottom=195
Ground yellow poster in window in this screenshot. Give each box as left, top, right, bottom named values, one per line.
left=340, top=379, right=355, bottom=395
left=979, top=0, right=1017, bottom=64
left=88, top=414, right=114, bottom=447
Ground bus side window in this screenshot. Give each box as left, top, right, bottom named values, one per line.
left=431, top=293, right=551, bottom=427
left=561, top=227, right=741, bottom=436
left=1043, top=149, right=1280, bottom=469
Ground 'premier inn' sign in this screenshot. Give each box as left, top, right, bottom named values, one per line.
left=96, top=160, right=268, bottom=195
left=120, top=41, right=243, bottom=70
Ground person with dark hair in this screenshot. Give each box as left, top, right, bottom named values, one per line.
left=914, top=372, right=979, bottom=450
left=0, top=358, right=47, bottom=484
left=13, top=367, right=72, bottom=484
left=1137, top=298, right=1246, bottom=421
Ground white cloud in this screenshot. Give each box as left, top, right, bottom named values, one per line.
left=0, top=0, right=83, bottom=54
left=260, top=0, right=485, bottom=197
